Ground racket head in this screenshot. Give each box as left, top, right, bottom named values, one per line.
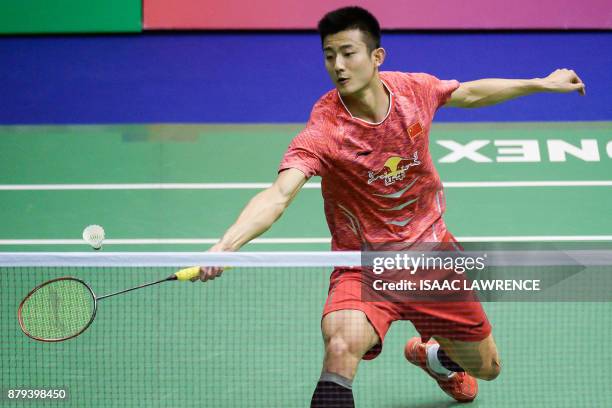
left=18, top=277, right=97, bottom=342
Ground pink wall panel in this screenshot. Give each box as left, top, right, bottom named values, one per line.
left=144, top=0, right=612, bottom=30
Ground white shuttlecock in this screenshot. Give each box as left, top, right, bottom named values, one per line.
left=82, top=225, right=105, bottom=250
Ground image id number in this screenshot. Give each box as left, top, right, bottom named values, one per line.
left=6, top=389, right=67, bottom=399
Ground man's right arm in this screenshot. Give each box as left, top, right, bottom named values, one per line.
left=196, top=168, right=308, bottom=281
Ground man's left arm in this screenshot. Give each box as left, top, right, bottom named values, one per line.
left=445, top=69, right=585, bottom=108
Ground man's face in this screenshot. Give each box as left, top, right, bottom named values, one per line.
left=323, top=29, right=381, bottom=97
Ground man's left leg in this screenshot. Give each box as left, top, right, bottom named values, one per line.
left=405, top=334, right=500, bottom=402
left=433, top=333, right=501, bottom=381
left=404, top=300, right=498, bottom=402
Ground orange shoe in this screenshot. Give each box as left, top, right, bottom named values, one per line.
left=404, top=337, right=478, bottom=403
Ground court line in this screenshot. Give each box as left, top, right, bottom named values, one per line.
left=1, top=181, right=612, bottom=190
left=1, top=236, right=611, bottom=245
left=0, top=183, right=282, bottom=190
left=445, top=181, right=612, bottom=188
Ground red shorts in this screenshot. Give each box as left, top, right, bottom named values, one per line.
left=322, top=234, right=492, bottom=360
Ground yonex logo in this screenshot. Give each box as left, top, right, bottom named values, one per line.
left=436, top=139, right=612, bottom=163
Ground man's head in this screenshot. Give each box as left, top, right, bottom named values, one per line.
left=318, top=7, right=386, bottom=96
left=318, top=7, right=381, bottom=52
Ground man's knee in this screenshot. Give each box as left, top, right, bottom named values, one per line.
left=326, top=336, right=350, bottom=358
left=322, top=310, right=379, bottom=361
left=322, top=334, right=373, bottom=380
left=438, top=334, right=501, bottom=381
left=472, top=357, right=501, bottom=381
left=325, top=334, right=369, bottom=360
left=444, top=346, right=502, bottom=381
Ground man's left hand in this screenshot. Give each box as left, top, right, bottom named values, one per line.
left=541, top=69, right=586, bottom=96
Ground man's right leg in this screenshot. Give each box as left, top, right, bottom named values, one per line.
left=311, top=309, right=380, bottom=408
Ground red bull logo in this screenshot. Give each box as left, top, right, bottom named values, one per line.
left=367, top=152, right=421, bottom=185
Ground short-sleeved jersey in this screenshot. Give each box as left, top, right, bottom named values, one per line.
left=279, top=71, right=460, bottom=251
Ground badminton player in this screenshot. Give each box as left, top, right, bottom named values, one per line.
left=196, top=7, right=585, bottom=407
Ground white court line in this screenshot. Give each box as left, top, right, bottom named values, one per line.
left=1, top=181, right=612, bottom=190
left=444, top=181, right=612, bottom=188
left=1, top=236, right=611, bottom=246
left=456, top=235, right=612, bottom=242
left=0, top=238, right=330, bottom=245
left=0, top=183, right=286, bottom=190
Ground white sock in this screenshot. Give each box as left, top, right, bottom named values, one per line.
left=426, top=343, right=454, bottom=377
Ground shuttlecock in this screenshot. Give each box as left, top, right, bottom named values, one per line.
left=83, top=225, right=105, bottom=250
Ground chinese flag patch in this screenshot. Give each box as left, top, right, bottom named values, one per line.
left=407, top=122, right=423, bottom=140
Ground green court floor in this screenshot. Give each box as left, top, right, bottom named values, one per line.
left=1, top=122, right=611, bottom=407
left=1, top=122, right=611, bottom=251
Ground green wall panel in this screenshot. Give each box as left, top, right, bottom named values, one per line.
left=0, top=0, right=141, bottom=34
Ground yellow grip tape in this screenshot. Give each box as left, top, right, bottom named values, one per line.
left=175, top=266, right=232, bottom=281
left=175, top=266, right=201, bottom=281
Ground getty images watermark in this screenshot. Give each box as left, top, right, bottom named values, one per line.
left=370, top=252, right=540, bottom=291
left=359, top=243, right=612, bottom=302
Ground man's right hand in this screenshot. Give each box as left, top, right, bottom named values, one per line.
left=191, top=243, right=227, bottom=282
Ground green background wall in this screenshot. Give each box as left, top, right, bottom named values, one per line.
left=0, top=0, right=141, bottom=34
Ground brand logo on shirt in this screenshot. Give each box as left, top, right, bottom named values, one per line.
left=367, top=152, right=421, bottom=186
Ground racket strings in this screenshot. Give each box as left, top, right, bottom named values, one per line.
left=20, top=279, right=95, bottom=341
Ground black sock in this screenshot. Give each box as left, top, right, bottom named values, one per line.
left=311, top=373, right=354, bottom=408
left=437, top=348, right=465, bottom=373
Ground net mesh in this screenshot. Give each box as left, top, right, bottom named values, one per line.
left=2, top=252, right=612, bottom=407
left=20, top=279, right=95, bottom=341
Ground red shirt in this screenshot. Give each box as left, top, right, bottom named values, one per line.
left=279, top=71, right=460, bottom=251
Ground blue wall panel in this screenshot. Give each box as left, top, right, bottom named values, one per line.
left=0, top=32, right=609, bottom=124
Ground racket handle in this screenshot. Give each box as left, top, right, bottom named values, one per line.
left=174, top=267, right=200, bottom=281
left=174, top=266, right=232, bottom=281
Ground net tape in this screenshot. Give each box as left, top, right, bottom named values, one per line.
left=1, top=250, right=611, bottom=267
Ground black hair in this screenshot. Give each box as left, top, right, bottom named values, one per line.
left=317, top=7, right=381, bottom=52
